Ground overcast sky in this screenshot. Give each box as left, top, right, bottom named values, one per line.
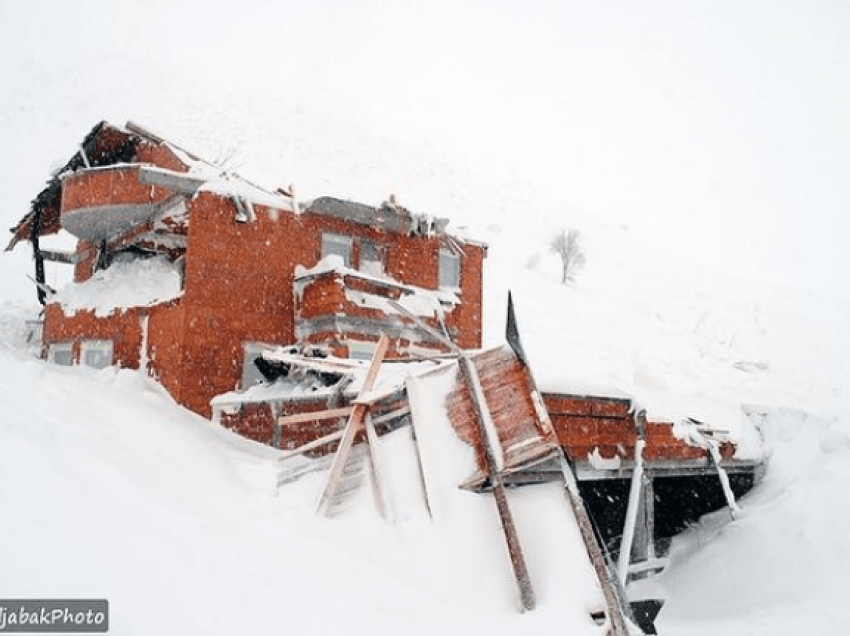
left=2, top=0, right=849, bottom=294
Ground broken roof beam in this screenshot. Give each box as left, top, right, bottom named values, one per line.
left=387, top=299, right=460, bottom=354
left=39, top=248, right=86, bottom=265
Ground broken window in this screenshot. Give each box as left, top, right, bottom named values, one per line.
left=81, top=340, right=113, bottom=369
left=48, top=342, right=73, bottom=366
left=439, top=249, right=460, bottom=289
left=321, top=233, right=353, bottom=267
left=359, top=240, right=385, bottom=277
left=241, top=342, right=276, bottom=389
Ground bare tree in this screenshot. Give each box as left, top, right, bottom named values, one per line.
left=549, top=227, right=586, bottom=285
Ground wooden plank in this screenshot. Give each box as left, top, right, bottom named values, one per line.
left=458, top=355, right=505, bottom=472
left=279, top=429, right=345, bottom=461
left=278, top=407, right=410, bottom=463
left=316, top=335, right=389, bottom=516
left=364, top=412, right=392, bottom=521
left=316, top=404, right=367, bottom=515
left=404, top=375, right=433, bottom=519
left=360, top=335, right=390, bottom=393
left=491, top=475, right=536, bottom=612
left=278, top=406, right=353, bottom=427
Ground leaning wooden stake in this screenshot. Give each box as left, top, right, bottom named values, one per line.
left=458, top=354, right=535, bottom=612
left=558, top=450, right=635, bottom=635
left=316, top=335, right=389, bottom=516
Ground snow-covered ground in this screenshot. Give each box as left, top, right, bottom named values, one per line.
left=2, top=2, right=850, bottom=634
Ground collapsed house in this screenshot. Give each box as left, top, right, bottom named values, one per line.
left=9, top=120, right=485, bottom=418
left=10, top=121, right=767, bottom=632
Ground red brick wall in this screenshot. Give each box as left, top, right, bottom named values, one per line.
left=42, top=303, right=145, bottom=369
left=543, top=393, right=736, bottom=463
left=175, top=194, right=486, bottom=417
left=146, top=300, right=186, bottom=403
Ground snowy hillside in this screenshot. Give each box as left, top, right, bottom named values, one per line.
left=2, top=1, right=850, bottom=634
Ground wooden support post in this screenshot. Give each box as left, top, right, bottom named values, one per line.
left=638, top=473, right=656, bottom=563
left=316, top=336, right=389, bottom=516
left=618, top=439, right=646, bottom=586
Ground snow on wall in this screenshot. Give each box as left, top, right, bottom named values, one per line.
left=52, top=256, right=182, bottom=317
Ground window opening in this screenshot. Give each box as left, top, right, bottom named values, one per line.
left=349, top=341, right=377, bottom=361
left=81, top=339, right=113, bottom=369
left=439, top=249, right=460, bottom=289
left=321, top=233, right=353, bottom=268
left=48, top=342, right=73, bottom=366
left=359, top=240, right=385, bottom=277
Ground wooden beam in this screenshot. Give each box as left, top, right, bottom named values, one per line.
left=558, top=451, right=634, bottom=636
left=457, top=353, right=534, bottom=612
left=360, top=335, right=390, bottom=391
left=279, top=429, right=345, bottom=461
left=278, top=406, right=353, bottom=427
left=316, top=335, right=389, bottom=516
left=364, top=412, right=392, bottom=521
left=277, top=406, right=410, bottom=465
left=458, top=355, right=504, bottom=472
left=491, top=475, right=536, bottom=612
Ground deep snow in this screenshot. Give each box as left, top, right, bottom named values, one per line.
left=2, top=1, right=850, bottom=633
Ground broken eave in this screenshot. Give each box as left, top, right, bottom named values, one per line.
left=7, top=121, right=143, bottom=251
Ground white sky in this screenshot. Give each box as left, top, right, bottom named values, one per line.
left=1, top=0, right=849, bottom=294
